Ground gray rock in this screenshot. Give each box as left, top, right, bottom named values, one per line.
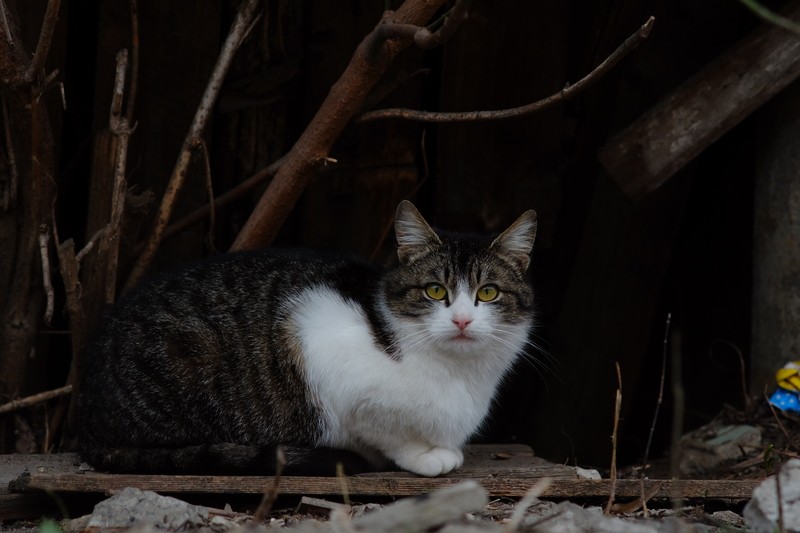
left=86, top=487, right=208, bottom=530
left=679, top=423, right=761, bottom=475
left=744, top=458, right=800, bottom=532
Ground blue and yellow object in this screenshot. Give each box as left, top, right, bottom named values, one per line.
left=769, top=361, right=800, bottom=412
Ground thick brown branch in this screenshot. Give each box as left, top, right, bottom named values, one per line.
left=357, top=16, right=655, bottom=124
left=124, top=0, right=261, bottom=293
left=0, top=385, right=72, bottom=415
left=365, top=0, right=469, bottom=61
left=230, top=0, right=450, bottom=251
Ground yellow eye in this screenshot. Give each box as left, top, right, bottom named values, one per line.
left=425, top=283, right=447, bottom=301
left=476, top=285, right=499, bottom=302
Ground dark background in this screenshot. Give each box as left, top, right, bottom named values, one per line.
left=3, top=0, right=774, bottom=468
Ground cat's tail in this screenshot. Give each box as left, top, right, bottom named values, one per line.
left=80, top=442, right=379, bottom=475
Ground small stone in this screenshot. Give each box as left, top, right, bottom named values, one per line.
left=575, top=466, right=602, bottom=480
left=710, top=510, right=744, bottom=527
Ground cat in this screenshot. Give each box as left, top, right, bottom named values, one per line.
left=78, top=201, right=537, bottom=477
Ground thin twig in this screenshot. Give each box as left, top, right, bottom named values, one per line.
left=610, top=485, right=659, bottom=514
left=152, top=155, right=284, bottom=250
left=58, top=80, right=65, bottom=110
left=506, top=478, right=552, bottom=531
left=605, top=362, right=622, bottom=515
left=357, top=16, right=655, bottom=124
left=709, top=339, right=751, bottom=411
left=369, top=128, right=429, bottom=262
left=765, top=390, right=792, bottom=445
left=252, top=447, right=286, bottom=523
left=38, top=224, right=54, bottom=325
left=75, top=225, right=110, bottom=265
left=0, top=0, right=13, bottom=48
left=669, top=328, right=685, bottom=510
left=739, top=0, right=800, bottom=35
left=641, top=312, right=671, bottom=517
left=106, top=49, right=133, bottom=304
left=21, top=0, right=62, bottom=85
left=336, top=462, right=350, bottom=507
left=109, top=50, right=127, bottom=123
left=2, top=94, right=17, bottom=209
left=124, top=0, right=261, bottom=294
left=194, top=138, right=217, bottom=252
left=0, top=385, right=72, bottom=415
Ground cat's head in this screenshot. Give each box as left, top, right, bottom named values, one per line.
left=382, top=201, right=537, bottom=360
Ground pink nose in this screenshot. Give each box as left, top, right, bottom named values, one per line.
left=452, top=318, right=473, bottom=331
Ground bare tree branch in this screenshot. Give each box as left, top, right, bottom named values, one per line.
left=38, top=224, right=53, bottom=325
left=54, top=238, right=84, bottom=439
left=365, top=0, right=469, bottom=61
left=0, top=385, right=72, bottom=416
left=230, top=0, right=451, bottom=251
left=414, top=0, right=470, bottom=49
left=149, top=156, right=284, bottom=250
left=357, top=16, right=655, bottom=124
left=105, top=49, right=133, bottom=304
left=194, top=138, right=217, bottom=252
left=124, top=0, right=262, bottom=293
left=1, top=94, right=17, bottom=209
left=75, top=225, right=109, bottom=264
left=0, top=1, right=13, bottom=48
left=21, top=0, right=61, bottom=85
left=739, top=0, right=800, bottom=34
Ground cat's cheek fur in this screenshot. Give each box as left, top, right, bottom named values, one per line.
left=293, top=286, right=515, bottom=477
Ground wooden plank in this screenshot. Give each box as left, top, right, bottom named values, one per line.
left=0, top=445, right=578, bottom=485
left=2, top=447, right=760, bottom=502
left=10, top=472, right=759, bottom=500
left=598, top=0, right=800, bottom=199
left=0, top=453, right=82, bottom=494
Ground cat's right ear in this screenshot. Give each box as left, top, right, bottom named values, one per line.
left=395, top=201, right=441, bottom=264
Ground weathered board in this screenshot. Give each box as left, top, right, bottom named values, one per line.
left=2, top=444, right=761, bottom=518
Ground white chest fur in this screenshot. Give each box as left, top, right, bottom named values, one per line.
left=290, top=286, right=527, bottom=476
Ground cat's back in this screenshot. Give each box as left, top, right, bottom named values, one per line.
left=102, top=248, right=381, bottom=335
left=79, top=248, right=384, bottom=454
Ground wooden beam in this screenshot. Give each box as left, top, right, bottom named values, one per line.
left=599, top=0, right=800, bottom=200
left=10, top=472, right=759, bottom=501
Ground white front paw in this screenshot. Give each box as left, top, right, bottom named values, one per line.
left=404, top=447, right=463, bottom=477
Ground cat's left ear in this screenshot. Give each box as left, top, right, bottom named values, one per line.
left=490, top=210, right=538, bottom=272
left=395, top=201, right=441, bottom=264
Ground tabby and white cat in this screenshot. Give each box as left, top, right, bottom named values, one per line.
left=78, top=201, right=537, bottom=477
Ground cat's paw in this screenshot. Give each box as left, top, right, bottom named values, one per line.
left=403, top=447, right=463, bottom=477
